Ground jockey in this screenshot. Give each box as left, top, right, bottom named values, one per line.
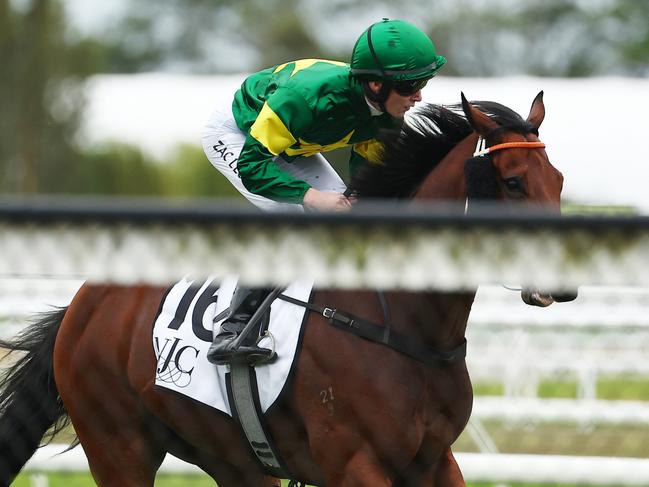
left=203, top=18, right=446, bottom=365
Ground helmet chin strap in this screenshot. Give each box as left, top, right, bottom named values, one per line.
left=364, top=22, right=392, bottom=113
left=363, top=81, right=391, bottom=113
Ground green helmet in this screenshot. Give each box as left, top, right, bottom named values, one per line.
left=350, top=19, right=446, bottom=81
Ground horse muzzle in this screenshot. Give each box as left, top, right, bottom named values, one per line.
left=550, top=289, right=579, bottom=302
left=521, top=288, right=579, bottom=307
left=521, top=289, right=554, bottom=307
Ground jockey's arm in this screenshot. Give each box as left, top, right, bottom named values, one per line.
left=237, top=88, right=315, bottom=203
left=238, top=89, right=355, bottom=211
left=237, top=134, right=311, bottom=203
left=238, top=138, right=351, bottom=211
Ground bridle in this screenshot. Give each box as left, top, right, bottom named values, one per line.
left=464, top=136, right=547, bottom=214
left=473, top=137, right=546, bottom=157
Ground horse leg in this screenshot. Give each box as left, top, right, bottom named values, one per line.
left=392, top=447, right=465, bottom=487
left=319, top=449, right=392, bottom=487
left=67, top=401, right=166, bottom=487
left=60, top=362, right=165, bottom=486
left=54, top=286, right=166, bottom=486
left=433, top=449, right=465, bottom=487
left=194, top=458, right=280, bottom=487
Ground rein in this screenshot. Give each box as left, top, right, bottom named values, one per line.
left=473, top=139, right=545, bottom=157
left=277, top=293, right=467, bottom=366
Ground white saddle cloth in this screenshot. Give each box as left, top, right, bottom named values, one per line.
left=152, top=276, right=313, bottom=416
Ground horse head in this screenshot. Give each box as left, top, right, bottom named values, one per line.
left=461, top=91, right=562, bottom=208
left=461, top=91, right=577, bottom=306
left=349, top=92, right=578, bottom=305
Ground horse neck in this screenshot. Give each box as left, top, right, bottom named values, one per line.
left=413, top=133, right=479, bottom=202
left=384, top=133, right=480, bottom=349
left=384, top=291, right=475, bottom=350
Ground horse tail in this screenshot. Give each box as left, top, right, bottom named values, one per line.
left=0, top=307, right=73, bottom=485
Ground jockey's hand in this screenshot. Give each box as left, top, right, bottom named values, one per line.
left=303, top=188, right=353, bottom=212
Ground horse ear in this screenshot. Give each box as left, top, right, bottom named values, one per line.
left=527, top=91, right=545, bottom=130
left=461, top=92, right=499, bottom=136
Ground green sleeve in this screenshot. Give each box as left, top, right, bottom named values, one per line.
left=237, top=135, right=311, bottom=203
left=237, top=88, right=314, bottom=203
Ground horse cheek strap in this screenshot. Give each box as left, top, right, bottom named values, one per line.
left=464, top=156, right=499, bottom=202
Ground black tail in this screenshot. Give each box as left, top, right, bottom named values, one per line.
left=0, top=307, right=72, bottom=486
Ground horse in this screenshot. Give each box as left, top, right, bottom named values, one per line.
left=0, top=92, right=567, bottom=487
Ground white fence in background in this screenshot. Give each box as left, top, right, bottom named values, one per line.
left=467, top=285, right=649, bottom=399
left=0, top=278, right=83, bottom=338
left=23, top=445, right=649, bottom=486
left=472, top=397, right=649, bottom=425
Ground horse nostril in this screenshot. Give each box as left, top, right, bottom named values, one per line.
left=551, top=290, right=579, bottom=302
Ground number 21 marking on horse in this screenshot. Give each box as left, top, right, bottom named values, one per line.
left=320, top=386, right=334, bottom=403
left=320, top=386, right=335, bottom=416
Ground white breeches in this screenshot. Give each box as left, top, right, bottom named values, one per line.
left=202, top=99, right=346, bottom=212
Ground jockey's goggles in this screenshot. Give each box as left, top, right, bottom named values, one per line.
left=392, top=78, right=428, bottom=96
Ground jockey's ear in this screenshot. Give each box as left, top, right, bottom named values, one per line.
left=527, top=91, right=545, bottom=130
left=367, top=80, right=383, bottom=94
left=461, top=92, right=499, bottom=137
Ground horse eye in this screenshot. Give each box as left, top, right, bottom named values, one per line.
left=503, top=177, right=526, bottom=196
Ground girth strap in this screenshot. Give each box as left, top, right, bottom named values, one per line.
left=226, top=364, right=288, bottom=479
left=277, top=294, right=466, bottom=366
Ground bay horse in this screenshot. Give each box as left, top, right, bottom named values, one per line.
left=0, top=92, right=565, bottom=486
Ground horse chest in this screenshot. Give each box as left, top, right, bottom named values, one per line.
left=418, top=365, right=473, bottom=444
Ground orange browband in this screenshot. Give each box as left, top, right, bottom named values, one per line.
left=474, top=141, right=546, bottom=157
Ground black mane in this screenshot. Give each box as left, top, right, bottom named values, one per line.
left=348, top=101, right=534, bottom=199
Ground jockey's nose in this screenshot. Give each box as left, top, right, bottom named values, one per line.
left=412, top=90, right=423, bottom=102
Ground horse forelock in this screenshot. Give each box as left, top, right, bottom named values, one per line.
left=348, top=100, right=537, bottom=199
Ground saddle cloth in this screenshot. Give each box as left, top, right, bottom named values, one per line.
left=152, top=276, right=313, bottom=416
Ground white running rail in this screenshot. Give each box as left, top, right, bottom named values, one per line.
left=23, top=446, right=649, bottom=486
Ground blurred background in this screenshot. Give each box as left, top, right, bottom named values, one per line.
left=2, top=0, right=648, bottom=207
left=2, top=1, right=649, bottom=486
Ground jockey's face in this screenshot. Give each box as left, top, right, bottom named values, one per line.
left=368, top=81, right=423, bottom=119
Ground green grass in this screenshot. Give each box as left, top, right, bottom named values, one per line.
left=537, top=380, right=579, bottom=399
left=12, top=473, right=219, bottom=486
left=597, top=377, right=649, bottom=400
left=468, top=484, right=620, bottom=487
left=472, top=377, right=649, bottom=401
left=560, top=203, right=637, bottom=215
left=12, top=473, right=324, bottom=486
left=473, top=382, right=505, bottom=396
left=458, top=378, right=649, bottom=458
left=454, top=421, right=649, bottom=457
